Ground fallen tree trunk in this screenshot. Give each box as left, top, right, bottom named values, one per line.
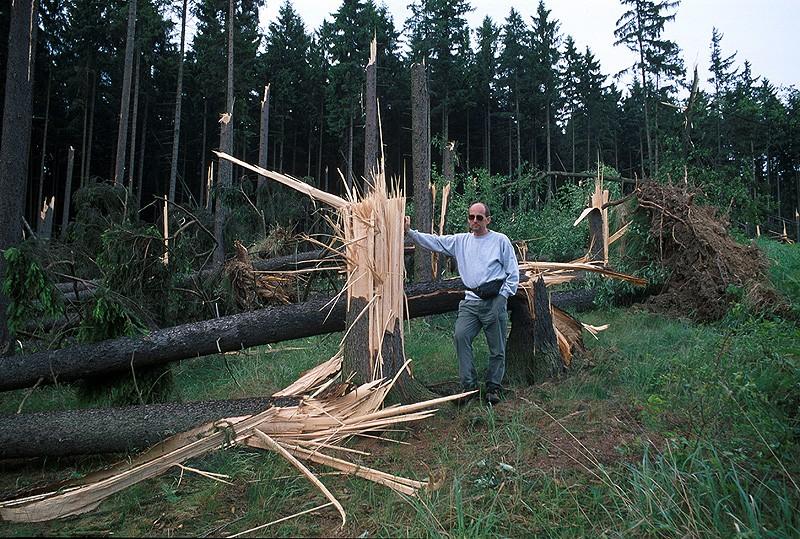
left=0, top=287, right=595, bottom=458
left=0, top=280, right=594, bottom=392
left=0, top=397, right=273, bottom=459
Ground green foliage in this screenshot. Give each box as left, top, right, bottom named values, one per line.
left=2, top=243, right=63, bottom=337
left=442, top=168, right=614, bottom=262
left=64, top=183, right=140, bottom=278
left=76, top=287, right=147, bottom=343
left=758, top=238, right=800, bottom=309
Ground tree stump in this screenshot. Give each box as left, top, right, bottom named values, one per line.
left=506, top=276, right=563, bottom=384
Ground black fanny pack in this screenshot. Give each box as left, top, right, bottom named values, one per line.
left=470, top=278, right=505, bottom=300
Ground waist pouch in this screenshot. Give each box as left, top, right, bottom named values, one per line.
left=470, top=278, right=505, bottom=300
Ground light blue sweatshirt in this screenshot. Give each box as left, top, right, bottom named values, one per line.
left=407, top=229, right=519, bottom=301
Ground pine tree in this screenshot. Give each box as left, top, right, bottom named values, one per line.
left=498, top=8, right=528, bottom=178
left=708, top=27, right=737, bottom=164
left=113, top=0, right=137, bottom=186
left=530, top=0, right=561, bottom=196
left=406, top=0, right=473, bottom=167
left=262, top=0, right=311, bottom=175
left=473, top=16, right=499, bottom=173
left=614, top=0, right=682, bottom=175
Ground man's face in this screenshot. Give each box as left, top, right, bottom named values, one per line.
left=467, top=203, right=491, bottom=235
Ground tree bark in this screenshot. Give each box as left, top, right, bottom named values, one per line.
left=1, top=0, right=39, bottom=353
left=136, top=91, right=148, bottom=207
left=506, top=277, right=562, bottom=384
left=587, top=208, right=604, bottom=262
left=363, top=41, right=378, bottom=191
left=411, top=63, right=432, bottom=281
left=168, top=0, right=187, bottom=204
left=35, top=72, right=50, bottom=232
left=113, top=0, right=136, bottom=186
left=0, top=396, right=274, bottom=458
left=346, top=110, right=353, bottom=192
left=257, top=84, right=270, bottom=193
left=0, top=280, right=593, bottom=392
left=128, top=52, right=141, bottom=191
left=60, top=146, right=75, bottom=239
left=214, top=0, right=235, bottom=267
left=199, top=97, right=208, bottom=208
left=79, top=68, right=89, bottom=187
left=85, top=71, right=96, bottom=186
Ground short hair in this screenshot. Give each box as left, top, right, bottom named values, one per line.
left=469, top=201, right=491, bottom=217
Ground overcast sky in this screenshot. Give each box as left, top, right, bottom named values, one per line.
left=257, top=0, right=799, bottom=93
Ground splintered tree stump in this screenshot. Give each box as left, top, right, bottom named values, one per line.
left=506, top=276, right=563, bottom=384
left=587, top=208, right=604, bottom=262
left=343, top=297, right=372, bottom=384
left=506, top=296, right=536, bottom=384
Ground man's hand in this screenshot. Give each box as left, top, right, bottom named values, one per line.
left=404, top=216, right=411, bottom=233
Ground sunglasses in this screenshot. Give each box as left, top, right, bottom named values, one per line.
left=468, top=214, right=486, bottom=222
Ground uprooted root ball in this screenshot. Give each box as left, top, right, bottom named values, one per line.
left=636, top=182, right=785, bottom=322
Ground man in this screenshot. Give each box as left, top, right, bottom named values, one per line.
left=404, top=202, right=519, bottom=405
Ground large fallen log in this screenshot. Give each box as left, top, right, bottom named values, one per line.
left=0, top=397, right=272, bottom=459
left=0, top=280, right=594, bottom=392
left=0, top=288, right=595, bottom=459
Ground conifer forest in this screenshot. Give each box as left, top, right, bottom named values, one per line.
left=0, top=1, right=799, bottom=535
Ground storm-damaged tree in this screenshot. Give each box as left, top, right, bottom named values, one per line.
left=1, top=0, right=39, bottom=354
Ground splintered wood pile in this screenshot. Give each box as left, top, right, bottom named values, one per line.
left=0, top=154, right=466, bottom=527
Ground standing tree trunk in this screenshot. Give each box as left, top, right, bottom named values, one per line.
left=1, top=0, right=39, bottom=354
left=515, top=95, right=521, bottom=180
left=214, top=0, right=235, bottom=267
left=35, top=72, right=50, bottom=232
left=60, top=146, right=75, bottom=239
left=410, top=62, right=432, bottom=282
left=127, top=52, right=140, bottom=190
left=346, top=109, right=353, bottom=192
left=465, top=109, right=470, bottom=171
left=546, top=102, right=553, bottom=200
left=316, top=100, right=323, bottom=188
left=79, top=68, right=88, bottom=186
left=257, top=84, right=270, bottom=203
left=486, top=86, right=491, bottom=174
left=363, top=38, right=378, bottom=191
left=168, top=0, right=187, bottom=203
left=84, top=71, right=96, bottom=186
left=199, top=97, right=207, bottom=208
left=136, top=93, right=148, bottom=207
left=113, top=0, right=136, bottom=186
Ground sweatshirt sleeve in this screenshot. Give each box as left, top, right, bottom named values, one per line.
left=406, top=229, right=458, bottom=258
left=499, top=236, right=519, bottom=298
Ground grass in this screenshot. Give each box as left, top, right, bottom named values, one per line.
left=1, top=239, right=798, bottom=537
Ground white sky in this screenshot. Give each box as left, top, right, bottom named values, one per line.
left=256, top=0, right=799, bottom=93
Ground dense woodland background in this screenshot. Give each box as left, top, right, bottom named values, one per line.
left=1, top=0, right=798, bottom=230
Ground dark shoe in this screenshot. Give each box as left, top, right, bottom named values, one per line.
left=485, top=391, right=501, bottom=406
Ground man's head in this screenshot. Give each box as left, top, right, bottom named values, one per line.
left=467, top=202, right=491, bottom=236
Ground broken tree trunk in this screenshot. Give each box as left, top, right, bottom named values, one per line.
left=1, top=278, right=594, bottom=392
left=60, top=147, right=75, bottom=239
left=0, top=397, right=272, bottom=459
left=507, top=276, right=563, bottom=383
left=411, top=62, right=432, bottom=282
left=363, top=38, right=378, bottom=191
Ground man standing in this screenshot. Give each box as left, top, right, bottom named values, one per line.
left=404, top=202, right=519, bottom=405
